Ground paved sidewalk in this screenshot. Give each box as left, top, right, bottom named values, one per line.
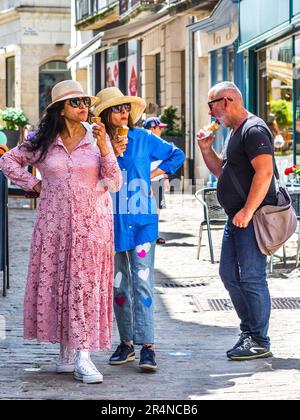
left=1, top=193, right=300, bottom=400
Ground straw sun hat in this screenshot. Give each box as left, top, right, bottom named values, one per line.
left=93, top=87, right=146, bottom=124
left=47, top=80, right=98, bottom=110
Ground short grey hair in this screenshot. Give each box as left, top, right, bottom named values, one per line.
left=209, top=81, right=243, bottom=101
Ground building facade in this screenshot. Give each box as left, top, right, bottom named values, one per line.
left=188, top=0, right=244, bottom=183
left=69, top=0, right=218, bottom=180
left=0, top=1, right=71, bottom=126
left=239, top=0, right=300, bottom=170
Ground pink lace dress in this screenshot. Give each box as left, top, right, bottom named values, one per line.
left=0, top=133, right=122, bottom=351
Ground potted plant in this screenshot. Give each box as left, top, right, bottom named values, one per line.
left=160, top=105, right=185, bottom=180
left=0, top=107, right=28, bottom=149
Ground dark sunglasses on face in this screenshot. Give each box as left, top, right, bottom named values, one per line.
left=68, top=97, right=91, bottom=108
left=208, top=96, right=233, bottom=110
left=111, top=103, right=131, bottom=113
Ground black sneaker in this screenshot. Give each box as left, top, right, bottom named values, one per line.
left=226, top=332, right=251, bottom=356
left=109, top=342, right=135, bottom=365
left=139, top=346, right=157, bottom=371
left=227, top=336, right=273, bottom=361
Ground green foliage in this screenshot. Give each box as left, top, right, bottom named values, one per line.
left=270, top=100, right=293, bottom=128
left=0, top=107, right=28, bottom=130
left=160, top=106, right=184, bottom=136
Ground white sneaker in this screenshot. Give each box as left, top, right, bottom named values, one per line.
left=74, top=355, right=103, bottom=384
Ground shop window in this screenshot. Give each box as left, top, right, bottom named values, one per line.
left=106, top=46, right=119, bottom=88
left=258, top=39, right=293, bottom=158
left=294, top=0, right=300, bottom=17
left=227, top=48, right=234, bottom=81
left=39, top=61, right=70, bottom=117
left=216, top=50, right=223, bottom=82
left=294, top=36, right=300, bottom=158
left=6, top=56, right=15, bottom=107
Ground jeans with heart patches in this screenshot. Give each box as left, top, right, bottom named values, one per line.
left=113, top=241, right=156, bottom=345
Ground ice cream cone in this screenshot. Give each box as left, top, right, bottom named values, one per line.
left=116, top=126, right=129, bottom=137
left=91, top=116, right=101, bottom=123
left=207, top=121, right=219, bottom=132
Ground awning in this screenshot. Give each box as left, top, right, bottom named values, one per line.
left=67, top=10, right=172, bottom=67
left=187, top=0, right=237, bottom=34
left=67, top=34, right=103, bottom=68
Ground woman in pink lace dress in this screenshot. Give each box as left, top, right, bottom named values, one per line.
left=0, top=80, right=122, bottom=384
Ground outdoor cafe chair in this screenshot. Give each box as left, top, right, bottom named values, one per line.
left=195, top=187, right=227, bottom=264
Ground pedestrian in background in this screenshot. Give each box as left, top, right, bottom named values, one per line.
left=93, top=87, right=185, bottom=371
left=143, top=117, right=170, bottom=245
left=0, top=80, right=122, bottom=383
left=197, top=81, right=276, bottom=361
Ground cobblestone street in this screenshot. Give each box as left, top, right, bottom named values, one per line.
left=1, top=193, right=300, bottom=400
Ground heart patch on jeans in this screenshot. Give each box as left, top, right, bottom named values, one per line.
left=142, top=297, right=152, bottom=308
left=115, top=296, right=126, bottom=307
left=138, top=268, right=150, bottom=281
left=136, top=243, right=151, bottom=258
left=114, top=272, right=122, bottom=288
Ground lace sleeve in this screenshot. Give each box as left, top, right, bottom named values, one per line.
left=0, top=144, right=41, bottom=191
left=99, top=150, right=123, bottom=193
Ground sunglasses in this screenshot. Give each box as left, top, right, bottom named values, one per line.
left=68, top=97, right=91, bottom=108
left=208, top=96, right=233, bottom=110
left=111, top=103, right=131, bottom=113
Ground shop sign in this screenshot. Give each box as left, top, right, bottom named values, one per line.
left=209, top=23, right=238, bottom=52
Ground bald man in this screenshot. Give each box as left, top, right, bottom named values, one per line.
left=197, top=81, right=276, bottom=361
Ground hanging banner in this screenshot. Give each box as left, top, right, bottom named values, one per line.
left=127, top=53, right=138, bottom=96
left=106, top=60, right=119, bottom=87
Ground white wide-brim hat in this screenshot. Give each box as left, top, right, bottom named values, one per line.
left=47, top=80, right=98, bottom=110
left=93, top=87, right=146, bottom=124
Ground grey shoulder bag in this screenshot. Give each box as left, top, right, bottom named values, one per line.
left=227, top=125, right=297, bottom=256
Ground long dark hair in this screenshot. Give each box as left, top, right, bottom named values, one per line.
left=21, top=102, right=66, bottom=163
left=100, top=108, right=134, bottom=140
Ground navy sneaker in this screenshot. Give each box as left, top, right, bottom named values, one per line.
left=109, top=342, right=135, bottom=365
left=139, top=346, right=157, bottom=371
left=227, top=336, right=273, bottom=361
left=226, top=332, right=251, bottom=356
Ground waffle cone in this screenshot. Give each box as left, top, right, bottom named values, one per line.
left=91, top=117, right=101, bottom=123
left=117, top=127, right=129, bottom=136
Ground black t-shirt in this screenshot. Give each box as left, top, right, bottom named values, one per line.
left=217, top=115, right=277, bottom=216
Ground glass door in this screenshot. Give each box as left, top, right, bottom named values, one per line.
left=257, top=38, right=293, bottom=167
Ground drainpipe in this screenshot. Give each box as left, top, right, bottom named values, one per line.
left=188, top=16, right=195, bottom=183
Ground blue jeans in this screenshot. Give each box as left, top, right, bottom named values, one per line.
left=219, top=218, right=271, bottom=348
left=114, top=241, right=156, bottom=345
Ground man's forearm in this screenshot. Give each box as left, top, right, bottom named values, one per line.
left=244, top=171, right=273, bottom=214
left=201, top=148, right=223, bottom=178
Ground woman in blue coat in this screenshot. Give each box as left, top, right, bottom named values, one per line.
left=93, top=87, right=185, bottom=371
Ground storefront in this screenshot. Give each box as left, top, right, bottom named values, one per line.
left=102, top=40, right=140, bottom=95
left=188, top=0, right=245, bottom=183
left=239, top=0, right=300, bottom=167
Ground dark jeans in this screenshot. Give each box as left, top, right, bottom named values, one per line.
left=219, top=218, right=271, bottom=348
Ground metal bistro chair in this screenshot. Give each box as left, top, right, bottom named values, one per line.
left=195, top=187, right=227, bottom=264
left=289, top=191, right=300, bottom=267
left=269, top=188, right=300, bottom=272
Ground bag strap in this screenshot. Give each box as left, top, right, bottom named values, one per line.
left=226, top=119, right=279, bottom=201
left=241, top=121, right=279, bottom=180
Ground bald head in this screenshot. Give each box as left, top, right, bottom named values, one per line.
left=209, top=81, right=243, bottom=104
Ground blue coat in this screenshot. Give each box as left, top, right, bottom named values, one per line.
left=112, top=127, right=185, bottom=251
